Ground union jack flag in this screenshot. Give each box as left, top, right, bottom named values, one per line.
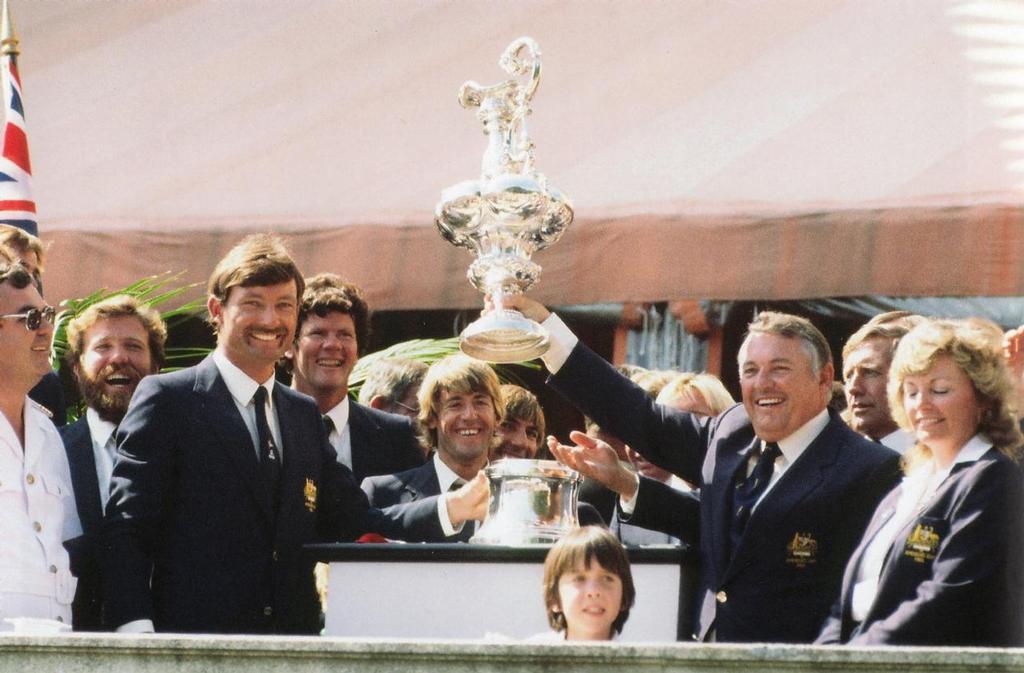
left=0, top=0, right=35, bottom=236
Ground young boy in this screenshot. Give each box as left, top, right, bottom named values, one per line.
left=540, top=526, right=636, bottom=641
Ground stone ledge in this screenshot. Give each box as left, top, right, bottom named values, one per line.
left=0, top=634, right=1022, bottom=673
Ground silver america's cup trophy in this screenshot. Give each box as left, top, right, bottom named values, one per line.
left=435, top=37, right=574, bottom=363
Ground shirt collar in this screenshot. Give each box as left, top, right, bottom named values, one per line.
left=324, top=396, right=350, bottom=431
left=880, top=428, right=916, bottom=455
left=85, top=407, right=118, bottom=448
left=771, top=407, right=830, bottom=464
left=952, top=434, right=992, bottom=465
left=433, top=452, right=466, bottom=492
left=212, top=348, right=276, bottom=409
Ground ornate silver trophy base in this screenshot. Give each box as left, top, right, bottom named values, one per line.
left=460, top=308, right=549, bottom=363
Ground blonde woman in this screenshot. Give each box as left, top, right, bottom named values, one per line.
left=818, top=319, right=1024, bottom=646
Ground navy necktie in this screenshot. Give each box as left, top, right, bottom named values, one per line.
left=729, top=441, right=781, bottom=555
left=253, top=386, right=281, bottom=510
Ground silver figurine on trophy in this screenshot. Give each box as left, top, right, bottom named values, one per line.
left=435, top=37, right=573, bottom=363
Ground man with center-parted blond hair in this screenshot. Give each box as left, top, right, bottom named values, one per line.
left=361, top=354, right=496, bottom=542
left=102, top=234, right=485, bottom=635
left=60, top=295, right=166, bottom=631
left=502, top=295, right=902, bottom=643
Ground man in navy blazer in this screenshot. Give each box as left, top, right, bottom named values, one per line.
left=362, top=354, right=500, bottom=542
left=287, top=274, right=423, bottom=483
left=60, top=295, right=167, bottom=630
left=102, top=235, right=485, bottom=635
left=506, top=296, right=900, bottom=643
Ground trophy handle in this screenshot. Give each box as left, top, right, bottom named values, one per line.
left=499, top=37, right=541, bottom=103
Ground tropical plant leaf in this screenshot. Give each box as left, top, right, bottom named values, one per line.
left=347, top=337, right=541, bottom=400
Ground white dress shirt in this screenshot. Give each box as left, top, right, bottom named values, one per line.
left=322, top=397, right=352, bottom=470
left=434, top=452, right=478, bottom=538
left=879, top=429, right=916, bottom=456
left=0, top=399, right=82, bottom=629
left=212, top=348, right=283, bottom=459
left=85, top=407, right=118, bottom=509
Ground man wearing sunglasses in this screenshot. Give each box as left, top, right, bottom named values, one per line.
left=1, top=227, right=67, bottom=426
left=0, top=261, right=81, bottom=629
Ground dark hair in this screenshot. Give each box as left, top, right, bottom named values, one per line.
left=296, top=273, right=369, bottom=350
left=500, top=384, right=545, bottom=449
left=542, top=526, right=636, bottom=636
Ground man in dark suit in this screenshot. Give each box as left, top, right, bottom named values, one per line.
left=102, top=235, right=486, bottom=635
left=504, top=296, right=900, bottom=643
left=60, top=295, right=166, bottom=630
left=286, top=274, right=423, bottom=483
left=362, top=354, right=499, bottom=542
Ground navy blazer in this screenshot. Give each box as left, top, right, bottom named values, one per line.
left=101, top=356, right=446, bottom=635
left=60, top=418, right=105, bottom=631
left=817, top=447, right=1024, bottom=646
left=550, top=342, right=900, bottom=643
left=361, top=458, right=606, bottom=541
left=347, top=401, right=425, bottom=484
left=361, top=459, right=474, bottom=542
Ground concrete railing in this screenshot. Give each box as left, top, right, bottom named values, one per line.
left=1, top=634, right=1023, bottom=673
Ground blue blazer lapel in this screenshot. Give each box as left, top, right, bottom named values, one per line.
left=710, top=436, right=758, bottom=574
left=836, top=484, right=900, bottom=624
left=63, top=420, right=104, bottom=534
left=193, top=357, right=273, bottom=526
left=347, top=402, right=376, bottom=479
left=405, top=460, right=441, bottom=500
left=274, top=385, right=323, bottom=525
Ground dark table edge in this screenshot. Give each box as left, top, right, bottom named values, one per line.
left=305, top=542, right=692, bottom=563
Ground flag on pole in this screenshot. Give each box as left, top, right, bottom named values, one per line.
left=0, top=0, right=36, bottom=236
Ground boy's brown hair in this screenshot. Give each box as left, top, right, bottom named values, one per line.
left=542, top=526, right=636, bottom=636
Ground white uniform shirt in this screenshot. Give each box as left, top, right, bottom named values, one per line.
left=0, top=398, right=82, bottom=628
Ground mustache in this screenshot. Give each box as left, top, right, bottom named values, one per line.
left=97, top=363, right=146, bottom=381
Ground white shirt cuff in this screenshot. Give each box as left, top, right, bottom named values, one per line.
left=540, top=313, right=578, bottom=374
left=116, top=619, right=155, bottom=633
left=618, top=472, right=642, bottom=516
left=436, top=493, right=464, bottom=538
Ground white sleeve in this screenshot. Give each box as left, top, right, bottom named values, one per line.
left=116, top=619, right=155, bottom=633
left=539, top=313, right=579, bottom=374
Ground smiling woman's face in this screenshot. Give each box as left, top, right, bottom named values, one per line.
left=900, top=354, right=982, bottom=458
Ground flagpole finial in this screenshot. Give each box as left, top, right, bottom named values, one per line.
left=1, top=0, right=19, bottom=58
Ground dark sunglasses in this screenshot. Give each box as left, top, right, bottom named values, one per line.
left=0, top=305, right=56, bottom=330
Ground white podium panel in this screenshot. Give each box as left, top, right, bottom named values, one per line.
left=310, top=544, right=688, bottom=642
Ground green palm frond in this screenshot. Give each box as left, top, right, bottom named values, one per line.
left=348, top=337, right=541, bottom=400
left=51, top=271, right=207, bottom=371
